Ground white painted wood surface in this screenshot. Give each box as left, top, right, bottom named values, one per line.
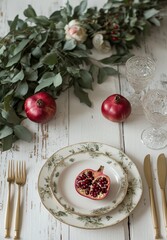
left=0, top=1, right=167, bottom=239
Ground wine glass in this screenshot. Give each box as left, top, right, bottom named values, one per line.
left=125, top=56, right=156, bottom=113
left=141, top=89, right=167, bottom=149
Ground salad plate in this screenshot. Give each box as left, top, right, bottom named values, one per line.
left=38, top=142, right=143, bottom=229
left=50, top=151, right=128, bottom=216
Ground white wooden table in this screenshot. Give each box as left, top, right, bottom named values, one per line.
left=0, top=1, right=167, bottom=239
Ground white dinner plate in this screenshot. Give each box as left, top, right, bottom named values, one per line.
left=50, top=151, right=128, bottom=216
left=38, top=142, right=143, bottom=229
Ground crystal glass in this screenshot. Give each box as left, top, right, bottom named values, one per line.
left=141, top=89, right=167, bottom=149
left=126, top=56, right=156, bottom=113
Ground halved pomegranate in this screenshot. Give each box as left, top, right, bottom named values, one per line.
left=75, top=166, right=110, bottom=200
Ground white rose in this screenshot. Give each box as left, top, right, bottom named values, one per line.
left=92, top=33, right=111, bottom=53
left=64, top=20, right=87, bottom=43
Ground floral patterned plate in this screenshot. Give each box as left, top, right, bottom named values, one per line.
left=50, top=151, right=128, bottom=216
left=38, top=142, right=143, bottom=229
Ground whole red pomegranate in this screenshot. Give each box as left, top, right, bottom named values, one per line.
left=75, top=166, right=110, bottom=200
left=24, top=92, right=56, bottom=123
left=101, top=94, right=131, bottom=123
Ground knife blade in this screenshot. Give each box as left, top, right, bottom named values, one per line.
left=144, top=154, right=160, bottom=239
left=157, top=153, right=167, bottom=236
left=157, top=153, right=167, bottom=189
left=144, top=154, right=153, bottom=188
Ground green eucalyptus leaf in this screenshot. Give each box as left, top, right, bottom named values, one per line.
left=98, top=68, right=107, bottom=84
left=144, top=8, right=159, bottom=20
left=53, top=73, right=63, bottom=88
left=6, top=52, right=21, bottom=67
left=149, top=17, right=161, bottom=26
left=66, top=1, right=72, bottom=16
left=103, top=2, right=113, bottom=9
left=77, top=44, right=87, bottom=51
left=79, top=69, right=93, bottom=89
left=24, top=5, right=37, bottom=18
left=15, top=81, right=29, bottom=97
left=0, top=70, right=8, bottom=78
left=56, top=21, right=65, bottom=29
left=43, top=52, right=57, bottom=65
left=63, top=39, right=77, bottom=51
left=35, top=16, right=50, bottom=26
left=1, top=77, right=12, bottom=84
left=49, top=10, right=61, bottom=21
left=130, top=17, right=137, bottom=27
left=0, top=115, right=6, bottom=125
left=0, top=45, right=6, bottom=55
left=98, top=67, right=117, bottom=84
left=35, top=80, right=52, bottom=92
left=14, top=125, right=32, bottom=142
left=11, top=70, right=24, bottom=83
left=20, top=53, right=31, bottom=66
left=125, top=33, right=135, bottom=41
left=0, top=126, right=13, bottom=139
left=60, top=8, right=68, bottom=21
left=104, top=67, right=118, bottom=76
left=26, top=69, right=38, bottom=81
left=29, top=32, right=38, bottom=40
left=32, top=46, right=42, bottom=58
left=13, top=39, right=30, bottom=56
left=89, top=65, right=99, bottom=80
left=39, top=72, right=55, bottom=81
left=100, top=55, right=121, bottom=65
left=74, top=82, right=91, bottom=107
left=67, top=67, right=80, bottom=76
left=8, top=15, right=19, bottom=31
left=0, top=134, right=14, bottom=151
left=70, top=50, right=88, bottom=58
left=3, top=90, right=14, bottom=111
left=35, top=72, right=55, bottom=92
left=74, top=0, right=87, bottom=16
left=1, top=108, right=21, bottom=124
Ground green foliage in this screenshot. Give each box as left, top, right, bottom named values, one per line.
left=0, top=0, right=163, bottom=151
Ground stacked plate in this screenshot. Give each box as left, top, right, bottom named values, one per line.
left=38, top=142, right=143, bottom=229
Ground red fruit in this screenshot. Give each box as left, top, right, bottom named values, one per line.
left=24, top=91, right=56, bottom=123
left=111, top=36, right=119, bottom=41
left=75, top=166, right=110, bottom=200
left=113, top=23, right=119, bottom=29
left=101, top=94, right=131, bottom=123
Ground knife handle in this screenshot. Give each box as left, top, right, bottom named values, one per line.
left=149, top=188, right=160, bottom=239
left=161, top=190, right=167, bottom=234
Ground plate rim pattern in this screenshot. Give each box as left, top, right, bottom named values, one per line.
left=38, top=142, right=143, bottom=229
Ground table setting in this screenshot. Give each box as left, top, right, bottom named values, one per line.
left=0, top=0, right=167, bottom=240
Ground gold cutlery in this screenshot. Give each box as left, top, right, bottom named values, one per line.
left=14, top=161, right=26, bottom=239
left=157, top=153, right=167, bottom=235
left=144, top=154, right=161, bottom=239
left=5, top=160, right=15, bottom=238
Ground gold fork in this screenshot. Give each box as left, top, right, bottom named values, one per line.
left=14, top=161, right=26, bottom=239
left=5, top=160, right=15, bottom=238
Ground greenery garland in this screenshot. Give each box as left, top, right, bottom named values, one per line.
left=0, top=0, right=165, bottom=151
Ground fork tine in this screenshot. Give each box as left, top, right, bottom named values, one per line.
left=8, top=160, right=11, bottom=177
left=19, top=161, right=22, bottom=178
left=23, top=161, right=26, bottom=181
left=16, top=161, right=18, bottom=179
left=5, top=160, right=15, bottom=238
left=20, top=162, right=22, bottom=178
left=14, top=161, right=26, bottom=239
left=11, top=160, right=14, bottom=179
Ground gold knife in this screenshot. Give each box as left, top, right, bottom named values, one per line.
left=157, top=153, right=167, bottom=235
left=144, top=154, right=161, bottom=239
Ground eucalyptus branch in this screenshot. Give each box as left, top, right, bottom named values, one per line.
left=0, top=0, right=164, bottom=151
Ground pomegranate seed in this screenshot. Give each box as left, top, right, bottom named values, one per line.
left=87, top=171, right=93, bottom=177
